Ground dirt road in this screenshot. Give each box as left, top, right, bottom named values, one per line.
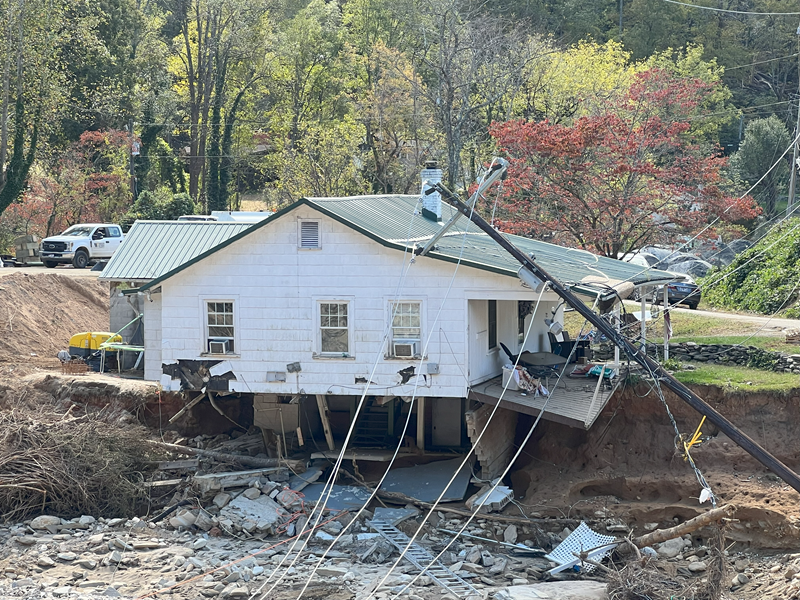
left=0, top=265, right=100, bottom=279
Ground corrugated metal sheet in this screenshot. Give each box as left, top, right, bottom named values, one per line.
left=307, top=195, right=676, bottom=287
left=100, top=221, right=254, bottom=281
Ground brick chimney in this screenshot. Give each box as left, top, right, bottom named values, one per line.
left=420, top=160, right=443, bottom=221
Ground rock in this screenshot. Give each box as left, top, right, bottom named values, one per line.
left=656, top=538, right=686, bottom=559
left=512, top=578, right=529, bottom=585
left=87, top=534, right=104, bottom=546
left=11, top=578, right=34, bottom=588
left=195, top=512, right=216, bottom=531
left=109, top=550, right=123, bottom=563
left=169, top=510, right=197, bottom=529
left=481, top=551, right=494, bottom=567
left=30, top=515, right=61, bottom=530
left=15, top=535, right=37, bottom=546
left=58, top=551, right=78, bottom=561
left=252, top=565, right=264, bottom=576
left=733, top=573, right=749, bottom=586
left=104, top=587, right=122, bottom=597
left=53, top=586, right=72, bottom=596
left=78, top=581, right=106, bottom=588
left=224, top=571, right=240, bottom=583
left=193, top=538, right=208, bottom=550
left=77, top=559, right=97, bottom=570
left=37, top=555, right=56, bottom=568
left=132, top=541, right=161, bottom=550
left=106, top=518, right=125, bottom=527
left=504, top=525, right=518, bottom=545
left=496, top=581, right=607, bottom=600
left=78, top=515, right=96, bottom=525
left=316, top=567, right=348, bottom=578
left=242, top=487, right=261, bottom=500
left=322, top=520, right=343, bottom=535
left=213, top=493, right=232, bottom=509
left=688, top=561, right=707, bottom=573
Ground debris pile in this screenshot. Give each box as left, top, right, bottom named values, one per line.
left=0, top=404, right=157, bottom=522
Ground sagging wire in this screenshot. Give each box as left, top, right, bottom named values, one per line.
left=370, top=282, right=551, bottom=595
left=290, top=159, right=506, bottom=598
left=390, top=297, right=600, bottom=598
left=258, top=162, right=503, bottom=599
left=250, top=198, right=424, bottom=599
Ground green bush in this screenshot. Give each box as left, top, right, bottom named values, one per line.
left=701, top=218, right=800, bottom=314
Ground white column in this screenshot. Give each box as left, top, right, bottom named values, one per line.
left=663, top=286, right=670, bottom=361
left=613, top=303, right=620, bottom=370
left=640, top=292, right=647, bottom=351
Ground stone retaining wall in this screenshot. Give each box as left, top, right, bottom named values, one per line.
left=592, top=341, right=800, bottom=373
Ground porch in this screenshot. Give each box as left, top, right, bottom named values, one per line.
left=468, top=365, right=624, bottom=430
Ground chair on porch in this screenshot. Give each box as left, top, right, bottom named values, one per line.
left=548, top=331, right=591, bottom=362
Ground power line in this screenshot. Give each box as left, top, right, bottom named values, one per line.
left=726, top=53, right=800, bottom=70
left=659, top=0, right=800, bottom=16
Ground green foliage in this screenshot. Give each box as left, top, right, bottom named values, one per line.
left=728, top=116, right=790, bottom=219
left=124, top=189, right=195, bottom=223
left=746, top=348, right=779, bottom=371
left=702, top=218, right=800, bottom=314
left=662, top=358, right=683, bottom=372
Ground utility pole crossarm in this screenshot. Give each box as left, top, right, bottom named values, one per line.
left=430, top=182, right=800, bottom=496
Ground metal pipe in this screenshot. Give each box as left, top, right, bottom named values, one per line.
left=431, top=182, right=800, bottom=495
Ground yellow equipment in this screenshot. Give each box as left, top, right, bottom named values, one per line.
left=68, top=332, right=123, bottom=358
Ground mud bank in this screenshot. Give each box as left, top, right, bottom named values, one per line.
left=510, top=382, right=800, bottom=550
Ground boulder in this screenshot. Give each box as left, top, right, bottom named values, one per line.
left=30, top=515, right=61, bottom=530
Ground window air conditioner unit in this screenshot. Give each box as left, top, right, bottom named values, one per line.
left=209, top=338, right=231, bottom=354
left=393, top=340, right=418, bottom=358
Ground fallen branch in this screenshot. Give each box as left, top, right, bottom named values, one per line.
left=145, top=440, right=306, bottom=472
left=632, top=504, right=736, bottom=548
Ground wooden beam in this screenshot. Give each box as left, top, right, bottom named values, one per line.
left=145, top=440, right=305, bottom=471
left=316, top=394, right=335, bottom=451
left=417, top=397, right=425, bottom=452
left=632, top=504, right=736, bottom=548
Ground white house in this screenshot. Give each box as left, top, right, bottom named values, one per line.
left=101, top=190, right=676, bottom=474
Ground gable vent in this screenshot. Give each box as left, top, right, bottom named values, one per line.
left=300, top=221, right=320, bottom=248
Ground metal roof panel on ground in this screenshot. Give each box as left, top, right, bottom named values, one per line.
left=100, top=221, right=254, bottom=281
left=306, top=195, right=678, bottom=288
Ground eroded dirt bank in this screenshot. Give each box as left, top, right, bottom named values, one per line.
left=511, top=382, right=800, bottom=550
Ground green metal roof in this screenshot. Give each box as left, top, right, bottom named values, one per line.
left=131, top=195, right=678, bottom=293
left=100, top=221, right=255, bottom=282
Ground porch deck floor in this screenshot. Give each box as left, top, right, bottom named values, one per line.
left=468, top=367, right=623, bottom=429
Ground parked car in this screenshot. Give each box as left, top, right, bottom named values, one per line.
left=40, top=224, right=124, bottom=269
left=635, top=275, right=701, bottom=309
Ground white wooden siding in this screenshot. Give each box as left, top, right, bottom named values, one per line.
left=150, top=207, right=560, bottom=397
left=144, top=293, right=162, bottom=381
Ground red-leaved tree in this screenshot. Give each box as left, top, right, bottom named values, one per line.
left=489, top=69, right=761, bottom=258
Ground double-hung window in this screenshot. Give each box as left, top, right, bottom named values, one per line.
left=390, top=301, right=421, bottom=357
left=319, top=302, right=350, bottom=355
left=206, top=301, right=235, bottom=354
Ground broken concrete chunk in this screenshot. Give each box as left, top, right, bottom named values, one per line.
left=242, top=487, right=261, bottom=500
left=30, top=515, right=61, bottom=530
left=213, top=493, right=232, bottom=509
left=169, top=510, right=197, bottom=529
left=504, top=525, right=518, bottom=545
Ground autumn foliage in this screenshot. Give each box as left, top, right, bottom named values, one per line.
left=489, top=69, right=761, bottom=258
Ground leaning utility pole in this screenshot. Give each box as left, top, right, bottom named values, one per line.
left=428, top=182, right=800, bottom=495
left=787, top=23, right=800, bottom=217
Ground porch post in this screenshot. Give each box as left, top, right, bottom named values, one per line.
left=315, top=394, right=335, bottom=451
left=416, top=397, right=426, bottom=453
left=663, top=286, right=670, bottom=361
left=613, top=303, right=620, bottom=370
left=640, top=292, right=647, bottom=352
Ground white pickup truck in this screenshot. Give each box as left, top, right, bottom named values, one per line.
left=39, top=223, right=124, bottom=268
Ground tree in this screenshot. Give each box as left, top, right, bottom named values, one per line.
left=728, top=116, right=790, bottom=220
left=490, top=68, right=761, bottom=258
